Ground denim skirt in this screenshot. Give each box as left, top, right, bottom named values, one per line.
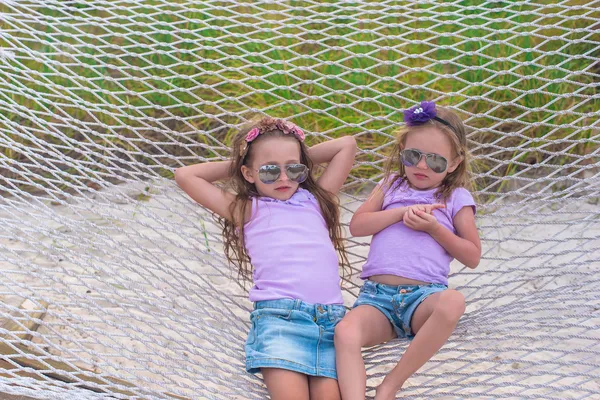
left=245, top=298, right=345, bottom=379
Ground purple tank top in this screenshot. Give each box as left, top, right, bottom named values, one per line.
left=360, top=179, right=476, bottom=285
left=244, top=188, right=343, bottom=304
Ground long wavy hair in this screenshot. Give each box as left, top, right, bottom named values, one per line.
left=219, top=117, right=350, bottom=284
left=383, top=106, right=472, bottom=201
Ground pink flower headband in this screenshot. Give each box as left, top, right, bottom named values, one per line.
left=245, top=119, right=305, bottom=143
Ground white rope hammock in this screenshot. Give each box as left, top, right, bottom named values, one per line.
left=0, top=1, right=598, bottom=399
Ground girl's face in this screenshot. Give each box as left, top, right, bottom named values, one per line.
left=241, top=136, right=304, bottom=200
left=402, top=127, right=462, bottom=190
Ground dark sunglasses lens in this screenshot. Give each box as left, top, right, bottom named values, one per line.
left=258, top=165, right=281, bottom=184
left=427, top=154, right=448, bottom=173
left=401, top=149, right=421, bottom=167
left=286, top=164, right=308, bottom=183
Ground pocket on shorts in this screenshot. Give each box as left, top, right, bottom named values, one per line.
left=330, top=307, right=346, bottom=325
left=252, top=307, right=293, bottom=321
left=360, top=281, right=377, bottom=295
left=246, top=317, right=257, bottom=346
left=247, top=307, right=293, bottom=347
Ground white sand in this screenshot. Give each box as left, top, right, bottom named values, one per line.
left=0, top=180, right=598, bottom=399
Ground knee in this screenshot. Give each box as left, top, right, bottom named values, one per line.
left=334, top=320, right=361, bottom=349
left=435, top=290, right=465, bottom=323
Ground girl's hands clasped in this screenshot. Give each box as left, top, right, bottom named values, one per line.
left=402, top=206, right=440, bottom=234
left=402, top=204, right=444, bottom=233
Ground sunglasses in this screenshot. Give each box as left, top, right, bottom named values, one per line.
left=257, top=163, right=309, bottom=184
left=400, top=148, right=448, bottom=174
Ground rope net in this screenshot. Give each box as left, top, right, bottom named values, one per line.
left=0, top=1, right=599, bottom=399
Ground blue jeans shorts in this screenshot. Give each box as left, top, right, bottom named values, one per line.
left=245, top=299, right=346, bottom=380
left=353, top=280, right=447, bottom=339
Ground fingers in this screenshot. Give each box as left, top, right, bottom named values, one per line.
left=411, top=203, right=445, bottom=214
left=403, top=209, right=413, bottom=226
left=404, top=208, right=428, bottom=229
left=403, top=208, right=418, bottom=228
left=405, top=209, right=438, bottom=232
left=415, top=210, right=435, bottom=221
left=414, top=205, right=426, bottom=213
left=424, top=203, right=445, bottom=214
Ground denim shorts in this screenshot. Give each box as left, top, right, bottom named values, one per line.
left=353, top=280, right=447, bottom=339
left=245, top=299, right=346, bottom=379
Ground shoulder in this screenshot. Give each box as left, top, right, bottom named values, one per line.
left=448, top=187, right=475, bottom=203
left=379, top=177, right=412, bottom=209
left=379, top=175, right=407, bottom=196
left=447, top=187, right=476, bottom=217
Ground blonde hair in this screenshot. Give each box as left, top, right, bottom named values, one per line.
left=383, top=106, right=472, bottom=201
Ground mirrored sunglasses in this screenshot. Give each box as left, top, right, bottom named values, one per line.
left=257, top=163, right=309, bottom=184
left=400, top=148, right=448, bottom=174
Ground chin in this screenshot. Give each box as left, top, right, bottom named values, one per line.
left=407, top=177, right=441, bottom=191
left=272, top=192, right=293, bottom=200
left=269, top=186, right=298, bottom=200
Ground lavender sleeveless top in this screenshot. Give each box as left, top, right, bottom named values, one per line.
left=360, top=179, right=476, bottom=286
left=244, top=188, right=343, bottom=304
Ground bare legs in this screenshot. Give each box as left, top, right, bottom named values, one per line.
left=262, top=368, right=342, bottom=400
left=334, top=290, right=465, bottom=399
left=334, top=306, right=395, bottom=400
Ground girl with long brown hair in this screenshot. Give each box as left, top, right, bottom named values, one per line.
left=175, top=117, right=356, bottom=399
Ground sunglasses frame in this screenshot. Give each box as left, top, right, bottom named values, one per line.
left=400, top=148, right=449, bottom=174
left=256, top=163, right=309, bottom=184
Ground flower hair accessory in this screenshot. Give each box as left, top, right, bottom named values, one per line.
left=404, top=101, right=437, bottom=126
left=403, top=101, right=458, bottom=134
left=245, top=128, right=261, bottom=142
left=245, top=119, right=305, bottom=143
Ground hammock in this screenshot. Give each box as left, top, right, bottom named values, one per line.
left=0, top=1, right=598, bottom=399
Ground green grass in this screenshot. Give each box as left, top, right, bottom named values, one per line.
left=0, top=0, right=598, bottom=198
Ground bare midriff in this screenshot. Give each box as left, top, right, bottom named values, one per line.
left=368, top=274, right=431, bottom=286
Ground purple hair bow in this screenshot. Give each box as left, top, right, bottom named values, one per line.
left=403, top=101, right=437, bottom=126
